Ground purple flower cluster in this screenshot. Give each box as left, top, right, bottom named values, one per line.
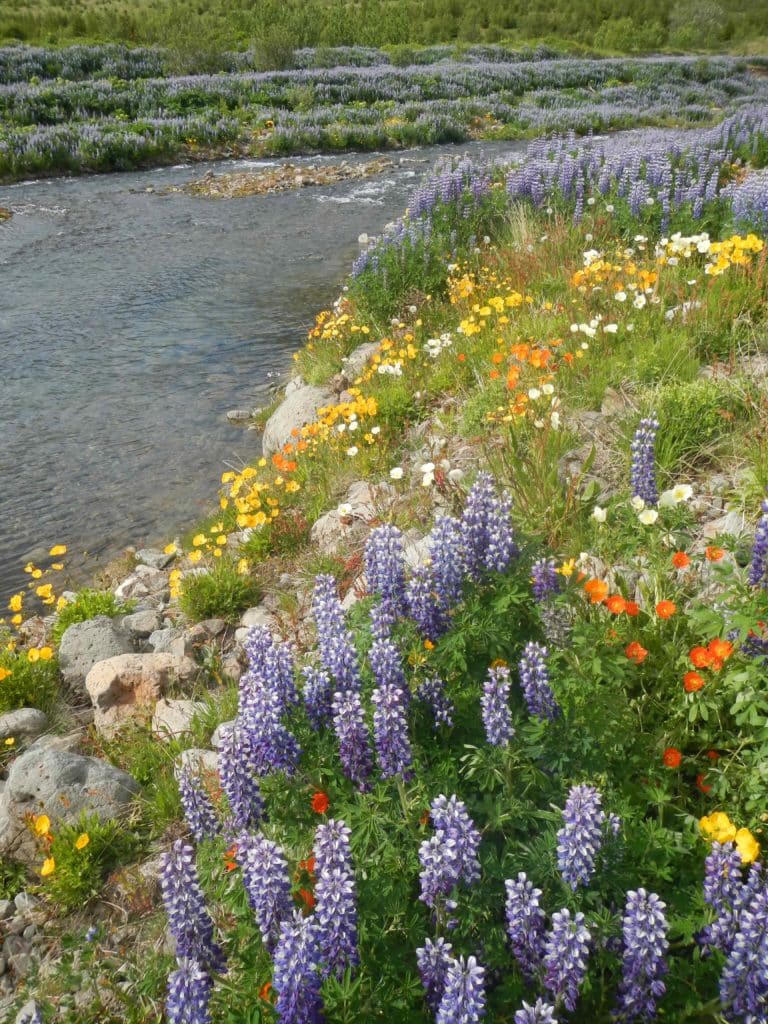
left=302, top=665, right=333, bottom=730
left=518, top=642, right=560, bottom=721
left=417, top=936, right=454, bottom=1013
left=481, top=663, right=514, bottom=747
left=370, top=636, right=408, bottom=693
left=332, top=688, right=373, bottom=789
left=217, top=723, right=264, bottom=832
left=505, top=872, right=546, bottom=979
left=460, top=472, right=518, bottom=578
left=272, top=910, right=324, bottom=1024
left=531, top=558, right=561, bottom=603
left=719, top=877, right=768, bottom=1023
left=514, top=1000, right=558, bottom=1024
left=615, top=889, right=669, bottom=1023
left=748, top=496, right=768, bottom=589
left=312, top=575, right=363, bottom=691
left=700, top=841, right=745, bottom=954
left=556, top=784, right=606, bottom=891
left=428, top=514, right=468, bottom=607
left=314, top=819, right=358, bottom=978
left=166, top=958, right=214, bottom=1024
left=630, top=416, right=660, bottom=508
left=406, top=565, right=450, bottom=641
left=241, top=625, right=297, bottom=714
left=237, top=831, right=293, bottom=954
left=417, top=675, right=455, bottom=729
left=419, top=795, right=481, bottom=910
left=543, top=909, right=591, bottom=1012
left=436, top=955, right=487, bottom=1024
left=178, top=767, right=219, bottom=843
left=372, top=683, right=413, bottom=780
left=365, top=524, right=407, bottom=631
left=160, top=841, right=225, bottom=972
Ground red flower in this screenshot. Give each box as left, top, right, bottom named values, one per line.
left=672, top=551, right=690, bottom=569
left=683, top=671, right=705, bottom=693
left=705, top=546, right=725, bottom=562
left=625, top=641, right=648, bottom=664
left=259, top=982, right=273, bottom=1003
left=297, top=887, right=316, bottom=909
left=584, top=578, right=609, bottom=604
left=663, top=747, right=682, bottom=768
left=696, top=773, right=712, bottom=794
left=419, top=810, right=430, bottom=826
left=606, top=594, right=627, bottom=615
left=707, top=638, right=734, bottom=663
left=707, top=749, right=720, bottom=761
left=690, top=646, right=712, bottom=668
left=655, top=600, right=677, bottom=619
left=624, top=601, right=640, bottom=617
left=311, top=791, right=330, bottom=814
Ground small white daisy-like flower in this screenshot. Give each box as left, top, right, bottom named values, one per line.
left=638, top=508, right=659, bottom=525
left=592, top=506, right=607, bottom=523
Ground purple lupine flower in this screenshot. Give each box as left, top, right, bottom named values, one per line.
left=217, top=722, right=264, bottom=831
left=608, top=813, right=623, bottom=837
left=505, top=872, right=546, bottom=979
left=166, top=958, right=213, bottom=1024
left=178, top=767, right=219, bottom=843
left=272, top=910, right=324, bottom=1024
left=630, top=416, right=660, bottom=507
left=430, top=794, right=481, bottom=886
left=417, top=675, right=454, bottom=728
left=406, top=565, right=449, bottom=640
left=369, top=636, right=408, bottom=693
left=514, top=1000, right=559, bottom=1024
left=237, top=831, right=293, bottom=954
left=719, top=881, right=768, bottom=1023
left=518, top=642, right=560, bottom=721
left=481, top=663, right=514, bottom=747
left=543, top=909, right=591, bottom=1012
left=160, top=841, right=225, bottom=972
left=436, top=955, right=486, bottom=1024
left=314, top=819, right=358, bottom=978
left=332, top=689, right=373, bottom=789
left=365, top=524, right=406, bottom=623
left=372, top=683, right=413, bottom=780
left=700, top=841, right=745, bottom=954
left=748, top=496, right=768, bottom=588
left=241, top=625, right=298, bottom=714
left=429, top=515, right=467, bottom=607
left=417, top=937, right=454, bottom=1013
left=556, top=784, right=606, bottom=890
left=240, top=687, right=302, bottom=777
left=311, top=575, right=362, bottom=692
left=615, top=889, right=669, bottom=1023
left=531, top=558, right=561, bottom=603
left=419, top=832, right=462, bottom=910
left=461, top=472, right=518, bottom=577
left=15, top=1004, right=44, bottom=1024
left=302, top=666, right=333, bottom=730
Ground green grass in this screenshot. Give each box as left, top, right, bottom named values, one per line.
left=51, top=588, right=133, bottom=645
left=178, top=558, right=260, bottom=623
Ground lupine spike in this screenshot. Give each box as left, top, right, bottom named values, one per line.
left=217, top=722, right=264, bottom=831
left=302, top=665, right=333, bottom=730
left=417, top=675, right=455, bottom=729
left=436, top=955, right=487, bottom=1024
left=518, top=641, right=560, bottom=721
left=748, top=496, right=768, bottom=589
left=166, top=957, right=214, bottom=1024
left=481, top=663, right=514, bottom=746
left=371, top=683, right=413, bottom=780
left=272, top=910, right=324, bottom=1024
left=314, top=819, right=359, bottom=978
left=556, top=784, right=606, bottom=890
left=365, top=523, right=407, bottom=623
left=417, top=937, right=454, bottom=1013
left=543, top=909, right=591, bottom=1012
left=332, top=688, right=373, bottom=789
left=718, top=879, right=768, bottom=1023
left=160, top=841, right=225, bottom=972
left=237, top=831, right=293, bottom=954
left=311, top=574, right=363, bottom=692
left=505, top=872, right=546, bottom=979
left=614, top=888, right=669, bottom=1023
left=514, top=1000, right=559, bottom=1024
left=178, top=767, right=220, bottom=843
left=630, top=416, right=660, bottom=507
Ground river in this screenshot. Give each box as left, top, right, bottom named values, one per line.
left=0, top=142, right=526, bottom=601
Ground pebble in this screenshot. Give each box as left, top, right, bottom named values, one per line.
left=0, top=899, right=13, bottom=920
left=14, top=892, right=38, bottom=914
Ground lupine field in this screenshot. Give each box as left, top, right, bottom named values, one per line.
left=2, top=44, right=768, bottom=179
left=4, top=64, right=768, bottom=1024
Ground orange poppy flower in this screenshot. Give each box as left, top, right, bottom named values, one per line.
left=311, top=791, right=330, bottom=814
left=625, top=641, right=648, bottom=664
left=491, top=352, right=505, bottom=364
left=457, top=353, right=466, bottom=363
left=584, top=578, right=609, bottom=604
left=259, top=982, right=273, bottom=1002
left=663, top=747, right=682, bottom=768
left=690, top=646, right=713, bottom=668
left=655, top=600, right=677, bottom=619
left=297, top=888, right=316, bottom=909
left=707, top=749, right=719, bottom=761
left=683, top=671, right=705, bottom=693
left=489, top=369, right=500, bottom=380
left=696, top=773, right=712, bottom=794
left=606, top=594, right=627, bottom=615
left=672, top=552, right=690, bottom=569
left=707, top=638, right=733, bottom=662
left=705, top=546, right=725, bottom=562
left=624, top=601, right=640, bottom=617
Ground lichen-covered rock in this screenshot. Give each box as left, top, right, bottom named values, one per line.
left=262, top=384, right=334, bottom=457
left=0, top=747, right=140, bottom=864
left=0, top=709, right=49, bottom=743
left=58, top=616, right=133, bottom=695
left=151, top=698, right=205, bottom=740
left=85, top=653, right=198, bottom=736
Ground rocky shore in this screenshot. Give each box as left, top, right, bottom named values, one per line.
left=165, top=157, right=395, bottom=199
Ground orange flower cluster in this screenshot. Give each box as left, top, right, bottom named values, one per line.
left=583, top=579, right=639, bottom=616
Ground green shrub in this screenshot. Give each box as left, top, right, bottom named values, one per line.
left=178, top=560, right=260, bottom=623
left=0, top=857, right=26, bottom=900
left=51, top=588, right=132, bottom=645
left=0, top=649, right=59, bottom=713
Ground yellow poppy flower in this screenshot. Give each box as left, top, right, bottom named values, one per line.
left=192, top=534, right=206, bottom=547
left=0, top=667, right=12, bottom=682
left=38, top=647, right=53, bottom=661
left=8, top=593, right=23, bottom=613
left=49, top=545, right=67, bottom=556
left=27, top=649, right=40, bottom=663
left=735, top=828, right=760, bottom=865
left=164, top=543, right=178, bottom=555
left=4, top=737, right=14, bottom=746
left=40, top=857, right=56, bottom=877
left=75, top=833, right=90, bottom=850
left=699, top=812, right=737, bottom=844
left=34, top=814, right=51, bottom=835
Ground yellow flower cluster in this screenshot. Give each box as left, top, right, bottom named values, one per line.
left=704, top=233, right=764, bottom=277
left=31, top=814, right=90, bottom=878
left=700, top=811, right=761, bottom=864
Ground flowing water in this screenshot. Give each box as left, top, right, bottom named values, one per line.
left=0, top=141, right=526, bottom=600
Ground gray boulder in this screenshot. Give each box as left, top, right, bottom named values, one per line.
left=86, top=653, right=198, bottom=736
left=0, top=747, right=140, bottom=864
left=135, top=548, right=176, bottom=570
left=121, top=608, right=162, bottom=640
left=58, top=616, right=133, bottom=694
left=262, top=384, right=334, bottom=456
left=0, top=709, right=49, bottom=743
left=341, top=340, right=380, bottom=382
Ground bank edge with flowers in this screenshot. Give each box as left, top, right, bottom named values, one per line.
left=4, top=106, right=768, bottom=1023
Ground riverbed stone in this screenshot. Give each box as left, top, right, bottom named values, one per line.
left=135, top=548, right=176, bottom=570
left=148, top=625, right=185, bottom=653
left=151, top=698, right=206, bottom=740
left=0, top=747, right=140, bottom=864
left=176, top=748, right=219, bottom=776
left=240, top=605, right=278, bottom=632
left=262, top=384, right=335, bottom=457
left=58, top=616, right=134, bottom=695
left=0, top=709, right=49, bottom=743
left=121, top=608, right=162, bottom=640
left=85, top=653, right=198, bottom=736
left=114, top=565, right=169, bottom=601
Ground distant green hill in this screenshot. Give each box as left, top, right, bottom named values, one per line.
left=2, top=0, right=768, bottom=53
